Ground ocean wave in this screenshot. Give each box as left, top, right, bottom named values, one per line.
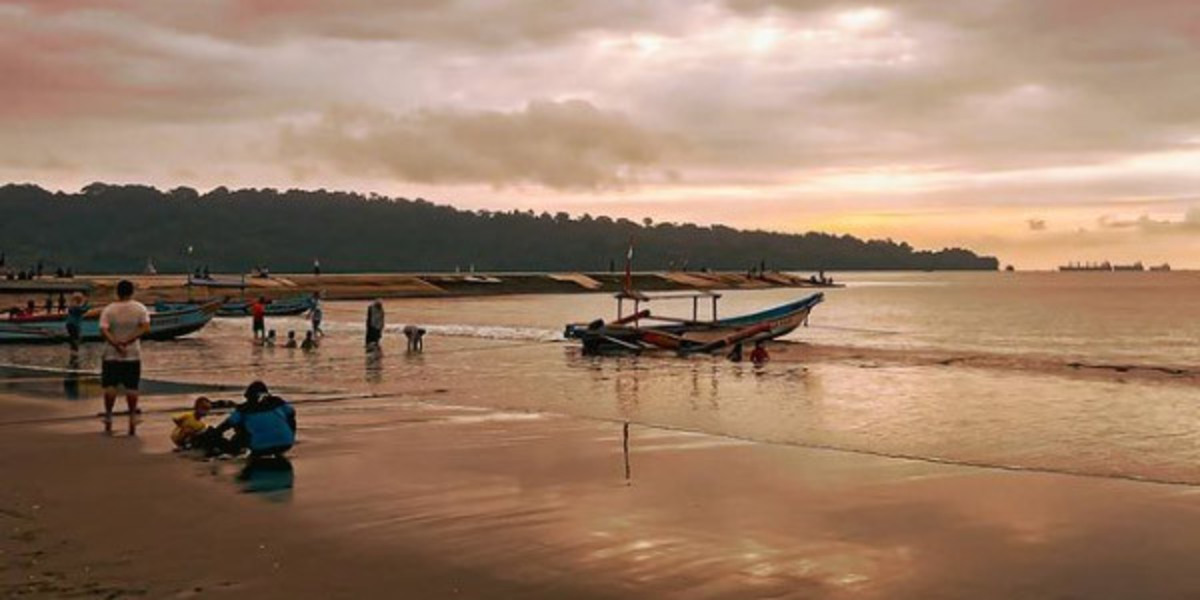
left=308, top=320, right=562, bottom=342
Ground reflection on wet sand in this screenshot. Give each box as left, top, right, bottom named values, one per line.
left=238, top=455, right=295, bottom=500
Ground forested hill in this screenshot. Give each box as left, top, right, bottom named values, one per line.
left=0, top=183, right=999, bottom=273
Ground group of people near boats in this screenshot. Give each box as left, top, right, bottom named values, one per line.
left=727, top=340, right=770, bottom=366
left=92, top=279, right=296, bottom=457
left=249, top=295, right=322, bottom=351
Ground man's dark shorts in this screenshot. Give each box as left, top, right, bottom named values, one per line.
left=101, top=360, right=141, bottom=391
left=253, top=317, right=265, bottom=332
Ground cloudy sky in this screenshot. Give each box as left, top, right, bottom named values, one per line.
left=5, top=0, right=1200, bottom=267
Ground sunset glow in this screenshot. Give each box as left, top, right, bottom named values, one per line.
left=4, top=0, right=1200, bottom=268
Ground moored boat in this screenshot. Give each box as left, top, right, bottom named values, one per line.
left=156, top=294, right=315, bottom=318
left=0, top=302, right=219, bottom=344
left=565, top=291, right=824, bottom=355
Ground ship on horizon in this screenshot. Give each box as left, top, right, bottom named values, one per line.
left=1059, top=261, right=1146, bottom=272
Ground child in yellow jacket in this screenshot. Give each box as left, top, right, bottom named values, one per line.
left=171, top=397, right=212, bottom=449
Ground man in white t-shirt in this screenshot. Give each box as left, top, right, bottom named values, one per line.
left=99, top=279, right=151, bottom=435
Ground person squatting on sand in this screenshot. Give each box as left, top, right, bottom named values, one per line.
left=99, top=279, right=150, bottom=435
left=171, top=397, right=212, bottom=449
left=191, top=381, right=296, bottom=458
left=365, top=299, right=385, bottom=349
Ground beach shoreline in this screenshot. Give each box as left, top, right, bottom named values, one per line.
left=0, top=270, right=839, bottom=306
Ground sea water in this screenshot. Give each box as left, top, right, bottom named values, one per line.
left=4, top=270, right=1200, bottom=485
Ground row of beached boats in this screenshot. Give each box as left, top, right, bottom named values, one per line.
left=2, top=276, right=824, bottom=353
left=0, top=294, right=317, bottom=344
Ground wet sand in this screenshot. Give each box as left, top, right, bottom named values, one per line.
left=7, top=377, right=1200, bottom=598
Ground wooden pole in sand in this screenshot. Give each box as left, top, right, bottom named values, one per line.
left=623, top=421, right=631, bottom=484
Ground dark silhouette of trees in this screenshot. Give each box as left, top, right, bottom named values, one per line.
left=0, top=183, right=999, bottom=274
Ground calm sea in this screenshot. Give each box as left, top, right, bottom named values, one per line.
left=5, top=271, right=1200, bottom=485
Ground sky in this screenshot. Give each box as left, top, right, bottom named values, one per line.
left=4, top=0, right=1200, bottom=268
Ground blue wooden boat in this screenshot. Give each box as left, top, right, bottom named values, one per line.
left=565, top=292, right=824, bottom=355
left=156, top=294, right=315, bottom=318
left=0, top=302, right=219, bottom=344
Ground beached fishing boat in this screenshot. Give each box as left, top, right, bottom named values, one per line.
left=155, top=294, right=315, bottom=318
left=0, top=302, right=219, bottom=344
left=564, top=291, right=824, bottom=355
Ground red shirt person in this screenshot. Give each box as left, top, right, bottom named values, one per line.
left=250, top=297, right=267, bottom=339
left=750, top=342, right=770, bottom=366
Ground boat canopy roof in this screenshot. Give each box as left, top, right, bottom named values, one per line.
left=615, top=289, right=722, bottom=302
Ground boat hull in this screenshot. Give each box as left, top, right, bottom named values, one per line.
left=0, top=302, right=219, bottom=344
left=156, top=295, right=315, bottom=318
left=566, top=293, right=824, bottom=355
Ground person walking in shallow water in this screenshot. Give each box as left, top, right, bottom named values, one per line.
left=65, top=292, right=87, bottom=352
left=250, top=296, right=266, bottom=340
left=307, top=292, right=324, bottom=337
left=99, top=280, right=150, bottom=435
left=365, top=299, right=385, bottom=349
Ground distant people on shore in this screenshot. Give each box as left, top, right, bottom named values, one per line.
left=56, top=292, right=66, bottom=313
left=99, top=279, right=151, bottom=436
left=201, top=381, right=296, bottom=458
left=171, top=397, right=212, bottom=449
left=365, top=299, right=385, bottom=349
left=403, top=325, right=426, bottom=352
left=313, top=258, right=320, bottom=276
left=250, top=297, right=266, bottom=340
left=808, top=271, right=834, bottom=286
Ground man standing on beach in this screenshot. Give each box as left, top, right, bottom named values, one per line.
left=99, top=280, right=150, bottom=435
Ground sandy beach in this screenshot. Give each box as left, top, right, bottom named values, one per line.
left=7, top=381, right=1200, bottom=599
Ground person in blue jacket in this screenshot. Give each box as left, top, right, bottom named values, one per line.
left=205, top=381, right=296, bottom=458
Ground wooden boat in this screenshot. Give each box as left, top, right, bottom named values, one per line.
left=186, top=275, right=249, bottom=289
left=564, top=291, right=824, bottom=355
left=156, top=294, right=315, bottom=318
left=0, top=302, right=219, bottom=344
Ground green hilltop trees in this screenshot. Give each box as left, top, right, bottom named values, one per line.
left=0, top=183, right=998, bottom=274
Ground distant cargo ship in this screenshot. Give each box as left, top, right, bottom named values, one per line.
left=1058, top=261, right=1145, bottom=272
left=1149, top=263, right=1172, bottom=272
left=1059, top=261, right=1113, bottom=271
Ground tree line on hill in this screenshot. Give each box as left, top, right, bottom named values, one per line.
left=0, top=183, right=999, bottom=274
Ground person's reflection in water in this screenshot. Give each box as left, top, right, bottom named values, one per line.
left=62, top=353, right=82, bottom=401
left=365, top=349, right=383, bottom=385
left=237, top=455, right=294, bottom=502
